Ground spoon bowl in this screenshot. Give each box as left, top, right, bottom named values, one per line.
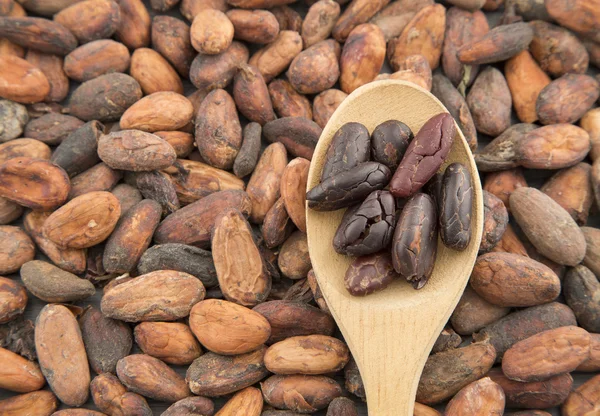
left=306, top=80, right=484, bottom=415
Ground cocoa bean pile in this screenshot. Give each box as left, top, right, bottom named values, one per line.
left=0, top=0, right=599, bottom=414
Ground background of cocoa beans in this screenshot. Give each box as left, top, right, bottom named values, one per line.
left=1, top=0, right=600, bottom=415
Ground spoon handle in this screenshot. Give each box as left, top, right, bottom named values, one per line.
left=344, top=308, right=442, bottom=416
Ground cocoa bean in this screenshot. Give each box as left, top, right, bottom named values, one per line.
left=20, top=260, right=95, bottom=303
left=302, top=0, right=340, bottom=48
left=189, top=299, right=271, bottom=355
left=269, top=79, right=312, bottom=120
left=340, top=24, right=385, bottom=93
left=249, top=30, right=302, bottom=82
left=130, top=47, right=183, bottom=94
left=0, top=391, right=58, bottom=416
left=444, top=377, right=505, bottom=416
left=134, top=322, right=201, bottom=365
left=186, top=346, right=268, bottom=396
left=0, top=276, right=26, bottom=324
left=51, top=121, right=104, bottom=178
left=0, top=225, right=35, bottom=274
left=0, top=346, right=45, bottom=393
left=64, top=39, right=130, bottom=82
left=288, top=39, right=341, bottom=95
left=479, top=191, right=508, bottom=253
left=234, top=63, right=276, bottom=125
left=0, top=16, right=76, bottom=55
left=253, top=300, right=335, bottom=343
left=450, top=285, right=510, bottom=335
left=68, top=163, right=122, bottom=200
left=234, top=122, right=262, bottom=179
left=215, top=387, right=263, bottom=416
left=98, top=130, right=177, bottom=171
left=332, top=0, right=389, bottom=42
left=35, top=304, right=89, bottom=406
left=510, top=187, right=586, bottom=266
left=473, top=302, right=577, bottom=361
left=262, top=375, right=342, bottom=413
left=163, top=397, right=215, bottom=416
left=190, top=41, right=249, bottom=91
left=190, top=9, right=234, bottom=55
left=115, top=0, right=151, bottom=48
left=227, top=9, right=279, bottom=44
left=312, top=89, right=347, bottom=129
left=458, top=22, right=534, bottom=64
left=120, top=92, right=193, bottom=132
left=117, top=354, right=190, bottom=403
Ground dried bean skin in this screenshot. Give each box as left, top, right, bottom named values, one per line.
left=370, top=119, right=413, bottom=171
left=333, top=190, right=395, bottom=256
left=307, top=162, right=391, bottom=211
left=321, top=122, right=370, bottom=181
left=440, top=163, right=473, bottom=251
left=392, top=193, right=438, bottom=289
left=389, top=113, right=455, bottom=198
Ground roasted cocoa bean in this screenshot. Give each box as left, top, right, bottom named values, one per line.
left=440, top=163, right=472, bottom=251
left=321, top=122, right=370, bottom=181
left=392, top=193, right=437, bottom=289
left=334, top=190, right=395, bottom=256
left=344, top=252, right=397, bottom=296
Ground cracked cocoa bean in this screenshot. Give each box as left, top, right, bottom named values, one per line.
left=389, top=113, right=455, bottom=198
left=333, top=190, right=395, bottom=256
left=308, top=162, right=391, bottom=211
left=321, top=122, right=370, bottom=181
left=440, top=163, right=473, bottom=251
left=344, top=252, right=397, bottom=296
left=370, top=119, right=413, bottom=171
left=392, top=193, right=438, bottom=289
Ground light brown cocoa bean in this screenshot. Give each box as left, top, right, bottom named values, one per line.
left=505, top=50, right=550, bottom=124
left=249, top=30, right=302, bottom=82
left=212, top=208, right=270, bottom=306
left=24, top=51, right=68, bottom=103
left=101, top=270, right=205, bottom=322
left=98, top=130, right=176, bottom=172
left=189, top=299, right=271, bottom=355
left=102, top=199, right=161, bottom=273
left=541, top=162, right=592, bottom=225
left=234, top=63, right=276, bottom=125
left=215, top=387, right=263, bottom=416
left=510, top=186, right=587, bottom=266
left=444, top=377, right=505, bottom=416
left=332, top=0, right=389, bottom=42
left=115, top=0, right=150, bottom=48
left=278, top=231, right=311, bottom=280
left=561, top=373, right=600, bottom=415
left=545, top=0, right=600, bottom=43
left=479, top=191, right=508, bottom=253
left=516, top=124, right=590, bottom=170
left=130, top=47, right=183, bottom=95
left=163, top=159, right=244, bottom=205
left=154, top=189, right=251, bottom=247
left=43, top=191, right=120, bottom=249
left=117, top=354, right=190, bottom=403
left=264, top=335, right=349, bottom=375
left=68, top=162, right=122, bottom=200
left=64, top=39, right=130, bottom=82
left=471, top=252, right=561, bottom=307
left=0, top=157, right=70, bottom=211
left=120, top=92, right=193, bottom=133
left=0, top=16, right=76, bottom=56
left=0, top=197, right=22, bottom=225
left=53, top=0, right=120, bottom=43
left=163, top=397, right=215, bottom=416
left=35, top=304, right=89, bottom=406
left=269, top=79, right=312, bottom=120
left=387, top=4, right=446, bottom=70
left=180, top=0, right=228, bottom=21
left=536, top=74, right=599, bottom=125
left=340, top=24, right=385, bottom=93
left=503, top=326, right=590, bottom=382
left=288, top=39, right=340, bottom=95
left=24, top=113, right=84, bottom=146
left=0, top=276, right=26, bottom=323
left=312, top=89, right=347, bottom=128
left=457, top=22, right=534, bottom=64
left=0, top=225, right=35, bottom=274
left=151, top=15, right=194, bottom=78
left=262, top=375, right=342, bottom=413
left=581, top=108, right=600, bottom=162
left=262, top=197, right=294, bottom=249
left=0, top=347, right=45, bottom=392
left=263, top=117, right=321, bottom=161
left=90, top=373, right=152, bottom=416
left=247, top=142, right=288, bottom=223
left=483, top=169, right=527, bottom=213
left=0, top=391, right=58, bottom=416
left=227, top=9, right=279, bottom=44
left=467, top=67, right=512, bottom=137
left=135, top=322, right=201, bottom=365
left=23, top=211, right=86, bottom=274
left=280, top=158, right=309, bottom=233
left=190, top=8, right=233, bottom=55
left=195, top=88, right=242, bottom=170
left=302, top=0, right=340, bottom=48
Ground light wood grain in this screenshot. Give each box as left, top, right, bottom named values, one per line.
left=306, top=80, right=485, bottom=416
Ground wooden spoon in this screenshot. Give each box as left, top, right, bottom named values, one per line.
left=305, top=80, right=484, bottom=416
